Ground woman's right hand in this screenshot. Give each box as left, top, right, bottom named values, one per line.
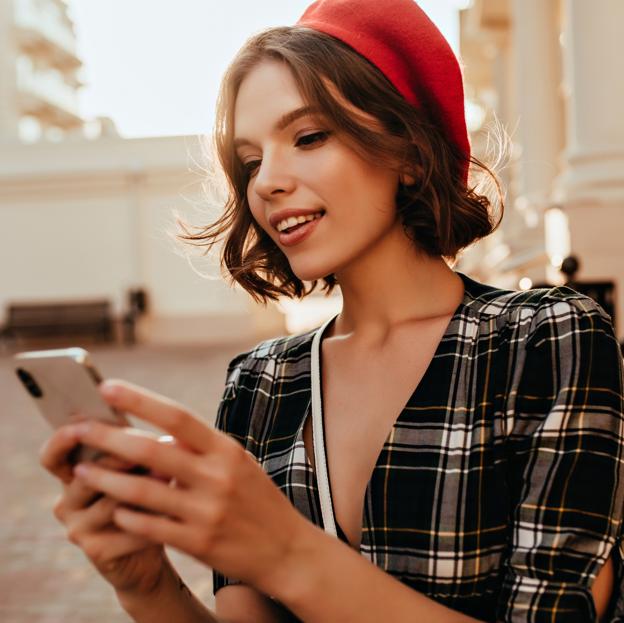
left=39, top=424, right=170, bottom=597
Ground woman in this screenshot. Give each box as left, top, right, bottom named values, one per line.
left=40, top=0, right=624, bottom=621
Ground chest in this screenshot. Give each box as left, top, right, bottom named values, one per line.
left=302, top=316, right=453, bottom=549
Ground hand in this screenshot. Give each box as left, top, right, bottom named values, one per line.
left=39, top=424, right=172, bottom=596
left=67, top=379, right=312, bottom=595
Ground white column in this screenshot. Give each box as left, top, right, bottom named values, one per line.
left=506, top=0, right=564, bottom=283
left=555, top=0, right=624, bottom=338
left=511, top=0, right=564, bottom=207
left=556, top=0, right=624, bottom=202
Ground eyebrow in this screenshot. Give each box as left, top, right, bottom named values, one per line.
left=233, top=105, right=321, bottom=150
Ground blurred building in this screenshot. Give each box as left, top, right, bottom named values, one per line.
left=456, top=0, right=624, bottom=337
left=0, top=0, right=285, bottom=345
left=3, top=0, right=623, bottom=342
left=1, top=0, right=85, bottom=141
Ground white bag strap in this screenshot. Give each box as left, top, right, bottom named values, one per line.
left=310, top=315, right=338, bottom=538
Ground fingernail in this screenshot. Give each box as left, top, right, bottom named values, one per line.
left=64, top=425, right=80, bottom=440
left=73, top=422, right=91, bottom=436
left=99, top=381, right=116, bottom=397
left=74, top=463, right=90, bottom=477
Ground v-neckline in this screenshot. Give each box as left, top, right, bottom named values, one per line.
left=307, top=270, right=472, bottom=551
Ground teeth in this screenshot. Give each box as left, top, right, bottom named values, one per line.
left=276, top=212, right=323, bottom=232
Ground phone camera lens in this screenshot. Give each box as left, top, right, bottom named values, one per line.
left=16, top=368, right=44, bottom=399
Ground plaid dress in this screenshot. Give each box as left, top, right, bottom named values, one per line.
left=212, top=270, right=624, bottom=622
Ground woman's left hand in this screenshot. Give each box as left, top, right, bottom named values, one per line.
left=68, top=379, right=312, bottom=593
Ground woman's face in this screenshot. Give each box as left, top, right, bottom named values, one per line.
left=233, top=60, right=402, bottom=283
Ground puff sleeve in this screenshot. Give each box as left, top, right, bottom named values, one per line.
left=498, top=291, right=624, bottom=621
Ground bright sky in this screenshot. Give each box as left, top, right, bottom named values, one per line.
left=67, top=0, right=470, bottom=139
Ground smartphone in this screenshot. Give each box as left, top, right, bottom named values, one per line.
left=14, top=347, right=130, bottom=465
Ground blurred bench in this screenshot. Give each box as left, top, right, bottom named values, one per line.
left=0, top=300, right=115, bottom=344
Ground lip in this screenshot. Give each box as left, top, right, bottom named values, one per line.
left=268, top=207, right=326, bottom=232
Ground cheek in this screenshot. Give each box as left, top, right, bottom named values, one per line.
left=317, top=144, right=398, bottom=203
left=246, top=191, right=271, bottom=234
left=326, top=160, right=399, bottom=225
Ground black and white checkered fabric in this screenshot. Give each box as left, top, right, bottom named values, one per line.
left=212, top=270, right=624, bottom=622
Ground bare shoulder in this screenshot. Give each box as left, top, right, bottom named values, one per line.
left=215, top=584, right=294, bottom=623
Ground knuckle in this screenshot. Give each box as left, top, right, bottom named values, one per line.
left=39, top=431, right=78, bottom=477
left=132, top=439, right=155, bottom=466
left=209, top=503, right=228, bottom=528
left=82, top=538, right=103, bottom=562
left=52, top=495, right=66, bottom=522
left=230, top=441, right=248, bottom=464
left=212, top=443, right=234, bottom=467
left=224, top=437, right=248, bottom=466
left=66, top=525, right=82, bottom=546
left=101, top=496, right=119, bottom=514
left=212, top=466, right=237, bottom=499
left=168, top=407, right=190, bottom=434
left=126, top=478, right=148, bottom=503
left=89, top=492, right=111, bottom=512
left=38, top=441, right=51, bottom=469
left=222, top=444, right=248, bottom=479
left=192, top=452, right=243, bottom=497
left=190, top=455, right=209, bottom=482
left=39, top=437, right=62, bottom=471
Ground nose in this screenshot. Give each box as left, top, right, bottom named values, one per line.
left=251, top=149, right=296, bottom=200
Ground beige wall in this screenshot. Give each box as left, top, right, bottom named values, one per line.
left=0, top=135, right=286, bottom=344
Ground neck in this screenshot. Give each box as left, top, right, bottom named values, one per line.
left=329, top=222, right=465, bottom=344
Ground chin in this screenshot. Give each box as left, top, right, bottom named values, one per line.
left=289, top=261, right=336, bottom=284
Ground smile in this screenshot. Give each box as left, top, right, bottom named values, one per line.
left=276, top=211, right=324, bottom=233
left=278, top=211, right=325, bottom=247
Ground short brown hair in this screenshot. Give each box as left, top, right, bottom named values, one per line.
left=177, top=26, right=504, bottom=305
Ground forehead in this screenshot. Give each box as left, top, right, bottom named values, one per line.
left=232, top=59, right=385, bottom=142
left=233, top=61, right=309, bottom=136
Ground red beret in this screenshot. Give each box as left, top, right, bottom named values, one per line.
left=296, top=0, right=470, bottom=185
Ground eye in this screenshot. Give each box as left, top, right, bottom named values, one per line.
left=295, top=131, right=330, bottom=147
left=243, top=160, right=261, bottom=175
left=241, top=131, right=331, bottom=179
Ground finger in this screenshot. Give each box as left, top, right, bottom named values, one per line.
left=40, top=426, right=84, bottom=484
left=65, top=495, right=118, bottom=540
left=149, top=435, right=179, bottom=482
left=113, top=506, right=202, bottom=557
left=156, top=434, right=194, bottom=453
left=62, top=477, right=105, bottom=512
left=41, top=426, right=139, bottom=485
left=80, top=529, right=156, bottom=563
left=62, top=450, right=158, bottom=513
left=60, top=470, right=171, bottom=523
left=73, top=462, right=191, bottom=519
left=98, top=379, right=228, bottom=455
left=71, top=422, right=198, bottom=485
left=95, top=453, right=137, bottom=472
left=67, top=449, right=149, bottom=502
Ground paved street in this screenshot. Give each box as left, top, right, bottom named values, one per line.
left=1, top=337, right=257, bottom=622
